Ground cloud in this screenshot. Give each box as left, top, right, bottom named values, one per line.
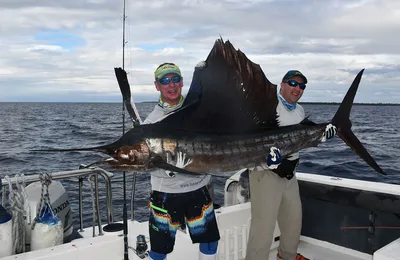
left=0, top=0, right=399, bottom=103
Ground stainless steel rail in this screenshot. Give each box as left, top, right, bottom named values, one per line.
left=1, top=167, right=115, bottom=237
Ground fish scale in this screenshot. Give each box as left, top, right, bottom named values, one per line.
left=138, top=124, right=327, bottom=173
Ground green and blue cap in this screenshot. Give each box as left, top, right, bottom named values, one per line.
left=282, top=70, right=307, bottom=84
left=154, top=63, right=182, bottom=80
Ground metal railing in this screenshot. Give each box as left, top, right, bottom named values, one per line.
left=0, top=167, right=115, bottom=237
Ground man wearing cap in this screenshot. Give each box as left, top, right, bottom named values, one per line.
left=245, top=70, right=336, bottom=260
left=144, top=62, right=220, bottom=260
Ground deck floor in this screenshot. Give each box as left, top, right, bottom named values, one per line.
left=120, top=222, right=371, bottom=260
left=268, top=240, right=371, bottom=260
left=3, top=220, right=373, bottom=260
left=123, top=239, right=371, bottom=260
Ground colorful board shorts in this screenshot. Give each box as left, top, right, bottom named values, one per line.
left=148, top=185, right=220, bottom=254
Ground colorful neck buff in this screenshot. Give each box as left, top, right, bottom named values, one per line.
left=278, top=93, right=296, bottom=111
left=158, top=95, right=184, bottom=109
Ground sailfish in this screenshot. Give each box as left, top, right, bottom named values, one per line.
left=35, top=38, right=384, bottom=175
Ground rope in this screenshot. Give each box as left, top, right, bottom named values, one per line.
left=16, top=175, right=31, bottom=225
left=4, top=174, right=28, bottom=254
left=31, top=173, right=53, bottom=230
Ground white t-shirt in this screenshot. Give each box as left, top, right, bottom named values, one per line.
left=276, top=98, right=305, bottom=160
left=144, top=104, right=211, bottom=193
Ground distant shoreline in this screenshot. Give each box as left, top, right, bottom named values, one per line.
left=299, top=102, right=400, bottom=106
left=0, top=101, right=399, bottom=106
left=139, top=101, right=400, bottom=106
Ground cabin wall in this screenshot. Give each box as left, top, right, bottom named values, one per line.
left=299, top=181, right=400, bottom=254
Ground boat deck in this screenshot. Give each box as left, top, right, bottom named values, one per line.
left=5, top=221, right=370, bottom=260
left=3, top=203, right=381, bottom=260
left=278, top=238, right=370, bottom=260
left=2, top=172, right=400, bottom=260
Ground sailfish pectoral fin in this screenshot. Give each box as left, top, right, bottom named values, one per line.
left=151, top=155, right=203, bottom=176
left=114, top=67, right=142, bottom=126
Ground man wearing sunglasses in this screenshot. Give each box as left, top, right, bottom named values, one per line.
left=144, top=63, right=220, bottom=260
left=245, top=70, right=336, bottom=260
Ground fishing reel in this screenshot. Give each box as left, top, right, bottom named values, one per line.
left=130, top=234, right=148, bottom=259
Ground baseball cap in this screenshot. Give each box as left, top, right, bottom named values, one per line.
left=154, top=63, right=182, bottom=79
left=282, top=70, right=307, bottom=84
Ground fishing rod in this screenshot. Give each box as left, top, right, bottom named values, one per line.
left=121, top=1, right=129, bottom=259
left=116, top=1, right=146, bottom=259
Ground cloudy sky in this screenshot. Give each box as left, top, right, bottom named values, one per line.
left=1, top=0, right=399, bottom=103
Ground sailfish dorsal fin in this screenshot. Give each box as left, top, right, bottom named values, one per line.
left=156, top=38, right=279, bottom=134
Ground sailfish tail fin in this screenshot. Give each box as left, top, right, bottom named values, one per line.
left=331, top=69, right=384, bottom=174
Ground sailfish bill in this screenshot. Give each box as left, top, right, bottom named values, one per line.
left=33, top=39, right=384, bottom=175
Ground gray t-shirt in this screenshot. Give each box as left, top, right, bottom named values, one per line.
left=144, top=104, right=211, bottom=193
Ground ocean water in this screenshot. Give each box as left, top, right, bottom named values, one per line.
left=0, top=102, right=399, bottom=231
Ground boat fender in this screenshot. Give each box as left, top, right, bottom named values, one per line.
left=24, top=180, right=73, bottom=245
left=0, top=204, right=12, bottom=257
left=30, top=202, right=63, bottom=251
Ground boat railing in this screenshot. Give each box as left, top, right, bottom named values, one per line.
left=0, top=166, right=115, bottom=237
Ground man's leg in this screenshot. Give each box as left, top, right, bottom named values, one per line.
left=149, top=251, right=167, bottom=260
left=199, top=241, right=219, bottom=260
left=148, top=191, right=183, bottom=259
left=185, top=186, right=220, bottom=260
left=276, top=176, right=302, bottom=260
left=245, top=170, right=284, bottom=260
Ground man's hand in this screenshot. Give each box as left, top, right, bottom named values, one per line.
left=165, top=152, right=192, bottom=177
left=322, top=123, right=337, bottom=142
left=265, top=147, right=282, bottom=170
left=175, top=151, right=192, bottom=169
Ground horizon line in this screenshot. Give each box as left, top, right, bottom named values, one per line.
left=0, top=101, right=399, bottom=106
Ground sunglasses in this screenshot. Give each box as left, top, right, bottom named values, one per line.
left=158, top=75, right=181, bottom=85
left=285, top=79, right=306, bottom=90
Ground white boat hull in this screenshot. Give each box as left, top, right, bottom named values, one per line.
left=2, top=171, right=399, bottom=260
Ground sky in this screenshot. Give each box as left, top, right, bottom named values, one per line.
left=0, top=0, right=399, bottom=103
